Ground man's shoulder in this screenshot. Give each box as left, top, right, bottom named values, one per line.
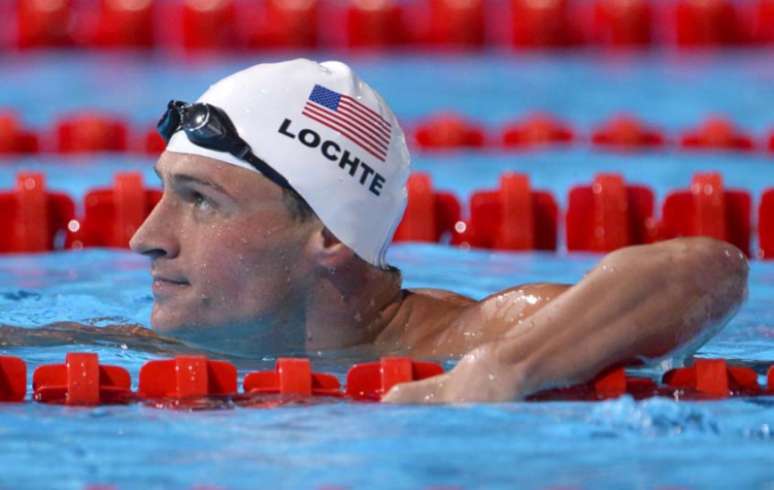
left=387, top=283, right=572, bottom=357
left=401, top=283, right=570, bottom=311
left=408, top=288, right=476, bottom=306
left=478, top=283, right=572, bottom=307
left=471, top=283, right=572, bottom=331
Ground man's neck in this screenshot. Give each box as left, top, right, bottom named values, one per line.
left=302, top=263, right=404, bottom=351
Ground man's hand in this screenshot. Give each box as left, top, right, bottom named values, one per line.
left=382, top=344, right=528, bottom=404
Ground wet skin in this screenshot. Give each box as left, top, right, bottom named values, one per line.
left=132, top=152, right=748, bottom=402
left=129, top=152, right=578, bottom=359
left=1, top=151, right=748, bottom=403
left=133, top=152, right=316, bottom=350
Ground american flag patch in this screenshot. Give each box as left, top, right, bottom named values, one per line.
left=302, top=84, right=392, bottom=162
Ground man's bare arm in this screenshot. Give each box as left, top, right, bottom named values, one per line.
left=384, top=237, right=748, bottom=403
left=0, top=322, right=190, bottom=354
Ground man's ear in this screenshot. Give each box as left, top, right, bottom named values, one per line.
left=307, top=226, right=355, bottom=271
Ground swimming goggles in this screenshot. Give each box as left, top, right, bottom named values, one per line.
left=157, top=100, right=297, bottom=195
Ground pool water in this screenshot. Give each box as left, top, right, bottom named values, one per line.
left=1, top=52, right=773, bottom=490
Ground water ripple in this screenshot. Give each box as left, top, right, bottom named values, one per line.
left=589, top=396, right=721, bottom=437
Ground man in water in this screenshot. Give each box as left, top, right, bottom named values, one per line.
left=128, top=59, right=747, bottom=403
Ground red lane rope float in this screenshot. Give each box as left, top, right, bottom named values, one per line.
left=0, top=173, right=76, bottom=254
left=0, top=170, right=772, bottom=258
left=246, top=0, right=319, bottom=49
left=393, top=173, right=461, bottom=243
left=680, top=117, right=756, bottom=152
left=663, top=358, right=761, bottom=399
left=139, top=125, right=166, bottom=155
left=758, top=0, right=774, bottom=43
left=453, top=173, right=558, bottom=251
left=16, top=0, right=74, bottom=49
left=590, top=0, right=653, bottom=48
left=673, top=0, right=745, bottom=47
left=500, top=113, right=575, bottom=150
left=55, top=113, right=129, bottom=153
left=243, top=358, right=342, bottom=397
left=0, top=112, right=39, bottom=154
left=511, top=0, right=579, bottom=49
left=530, top=358, right=774, bottom=402
left=8, top=0, right=774, bottom=52
left=346, top=357, right=444, bottom=401
left=528, top=366, right=660, bottom=402
left=179, top=0, right=237, bottom=51
left=138, top=356, right=237, bottom=409
left=566, top=173, right=656, bottom=253
left=87, top=0, right=155, bottom=49
left=345, top=0, right=405, bottom=49
left=0, top=356, right=27, bottom=402
left=758, top=188, right=774, bottom=259
left=412, top=113, right=486, bottom=151
left=3, top=354, right=774, bottom=406
left=591, top=115, right=666, bottom=149
left=67, top=172, right=162, bottom=249
left=426, top=0, right=486, bottom=48
left=658, top=172, right=751, bottom=257
left=239, top=358, right=344, bottom=408
left=33, top=353, right=132, bottom=405
left=2, top=111, right=771, bottom=155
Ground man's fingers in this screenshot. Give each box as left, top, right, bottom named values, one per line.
left=381, top=374, right=449, bottom=404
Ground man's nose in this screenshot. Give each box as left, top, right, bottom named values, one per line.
left=129, top=195, right=180, bottom=259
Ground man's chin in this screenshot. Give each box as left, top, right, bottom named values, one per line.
left=150, top=304, right=237, bottom=344
left=150, top=304, right=202, bottom=336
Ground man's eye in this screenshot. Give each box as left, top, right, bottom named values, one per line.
left=191, top=191, right=212, bottom=210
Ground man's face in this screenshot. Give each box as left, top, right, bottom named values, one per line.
left=130, top=152, right=317, bottom=345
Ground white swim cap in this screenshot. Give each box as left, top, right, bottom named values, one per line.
left=166, top=58, right=411, bottom=268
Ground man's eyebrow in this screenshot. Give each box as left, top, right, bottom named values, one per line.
left=170, top=173, right=232, bottom=197
left=153, top=164, right=234, bottom=198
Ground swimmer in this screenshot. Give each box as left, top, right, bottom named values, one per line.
left=9, top=59, right=748, bottom=404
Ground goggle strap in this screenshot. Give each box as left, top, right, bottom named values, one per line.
left=243, top=153, right=295, bottom=193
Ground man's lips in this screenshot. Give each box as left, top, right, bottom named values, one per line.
left=151, top=275, right=190, bottom=296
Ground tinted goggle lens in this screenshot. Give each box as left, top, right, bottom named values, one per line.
left=156, top=100, right=187, bottom=143
left=156, top=101, right=236, bottom=154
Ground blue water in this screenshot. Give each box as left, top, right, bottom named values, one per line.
left=0, top=53, right=773, bottom=490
